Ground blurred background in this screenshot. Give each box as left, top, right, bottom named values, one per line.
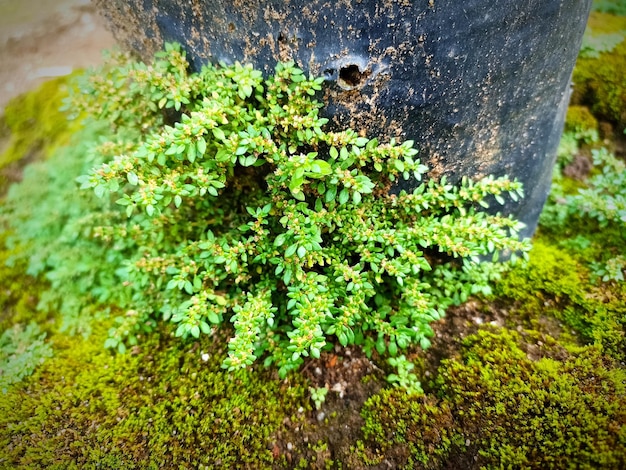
left=0, top=0, right=114, bottom=109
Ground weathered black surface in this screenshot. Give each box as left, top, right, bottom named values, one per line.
left=94, top=0, right=592, bottom=238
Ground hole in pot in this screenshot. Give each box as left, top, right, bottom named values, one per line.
left=228, top=22, right=235, bottom=32
left=323, top=68, right=336, bottom=79
left=338, top=64, right=364, bottom=88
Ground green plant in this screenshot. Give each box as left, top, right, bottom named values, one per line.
left=568, top=147, right=626, bottom=227
left=6, top=43, right=529, bottom=381
left=579, top=26, right=625, bottom=59
left=0, top=322, right=53, bottom=393
left=309, top=386, right=329, bottom=410
left=387, top=355, right=423, bottom=395
left=592, top=0, right=626, bottom=16
left=543, top=133, right=626, bottom=285
left=591, top=255, right=626, bottom=282
left=557, top=147, right=625, bottom=284
left=2, top=122, right=130, bottom=339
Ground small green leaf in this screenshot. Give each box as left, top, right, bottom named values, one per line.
left=338, top=188, right=350, bottom=205
left=188, top=144, right=197, bottom=163
left=213, top=128, right=226, bottom=140
left=285, top=244, right=298, bottom=257
left=200, top=321, right=211, bottom=334
left=274, top=234, right=287, bottom=247
left=197, top=137, right=207, bottom=155
left=325, top=185, right=337, bottom=203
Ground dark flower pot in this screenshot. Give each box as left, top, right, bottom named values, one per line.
left=94, top=0, right=592, bottom=238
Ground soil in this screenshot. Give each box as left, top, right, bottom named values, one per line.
left=0, top=0, right=115, bottom=110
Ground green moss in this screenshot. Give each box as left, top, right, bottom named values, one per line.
left=437, top=328, right=626, bottom=469
left=0, top=324, right=306, bottom=468
left=0, top=231, right=48, bottom=331
left=1, top=75, right=78, bottom=164
left=0, top=74, right=82, bottom=194
left=359, top=391, right=460, bottom=468
left=564, top=105, right=599, bottom=142
left=572, top=12, right=626, bottom=128
left=359, top=327, right=626, bottom=469
left=496, top=239, right=626, bottom=359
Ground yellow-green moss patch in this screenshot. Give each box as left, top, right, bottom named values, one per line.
left=359, top=327, right=626, bottom=469
left=0, top=325, right=307, bottom=469
left=496, top=239, right=626, bottom=358
left=572, top=12, right=626, bottom=128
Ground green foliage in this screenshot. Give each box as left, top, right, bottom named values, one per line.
left=0, top=322, right=53, bottom=393
left=360, top=327, right=626, bottom=469
left=1, top=122, right=132, bottom=338
left=0, top=74, right=79, bottom=171
left=564, top=105, right=599, bottom=144
left=387, top=355, right=423, bottom=395
left=579, top=26, right=625, bottom=59
left=555, top=131, right=580, bottom=169
left=572, top=12, right=626, bottom=127
left=309, top=385, right=329, bottom=410
left=542, top=142, right=626, bottom=285
left=0, top=324, right=305, bottom=468
left=66, top=44, right=195, bottom=131
left=567, top=147, right=626, bottom=228
left=592, top=0, right=626, bottom=16
left=561, top=147, right=626, bottom=284
left=497, top=240, right=626, bottom=359
left=26, top=42, right=532, bottom=378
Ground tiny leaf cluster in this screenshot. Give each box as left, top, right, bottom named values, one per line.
left=68, top=44, right=528, bottom=376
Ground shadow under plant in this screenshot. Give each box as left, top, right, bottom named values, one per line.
left=1, top=5, right=625, bottom=470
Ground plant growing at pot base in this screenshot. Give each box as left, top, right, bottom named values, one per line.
left=8, top=43, right=530, bottom=384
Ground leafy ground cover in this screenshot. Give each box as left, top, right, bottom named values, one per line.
left=0, top=4, right=625, bottom=469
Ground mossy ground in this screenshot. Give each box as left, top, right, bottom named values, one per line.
left=0, top=73, right=81, bottom=196
left=0, top=322, right=309, bottom=469
left=1, top=6, right=626, bottom=470
left=572, top=11, right=626, bottom=129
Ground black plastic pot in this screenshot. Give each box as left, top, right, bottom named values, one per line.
left=95, top=0, right=592, bottom=238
